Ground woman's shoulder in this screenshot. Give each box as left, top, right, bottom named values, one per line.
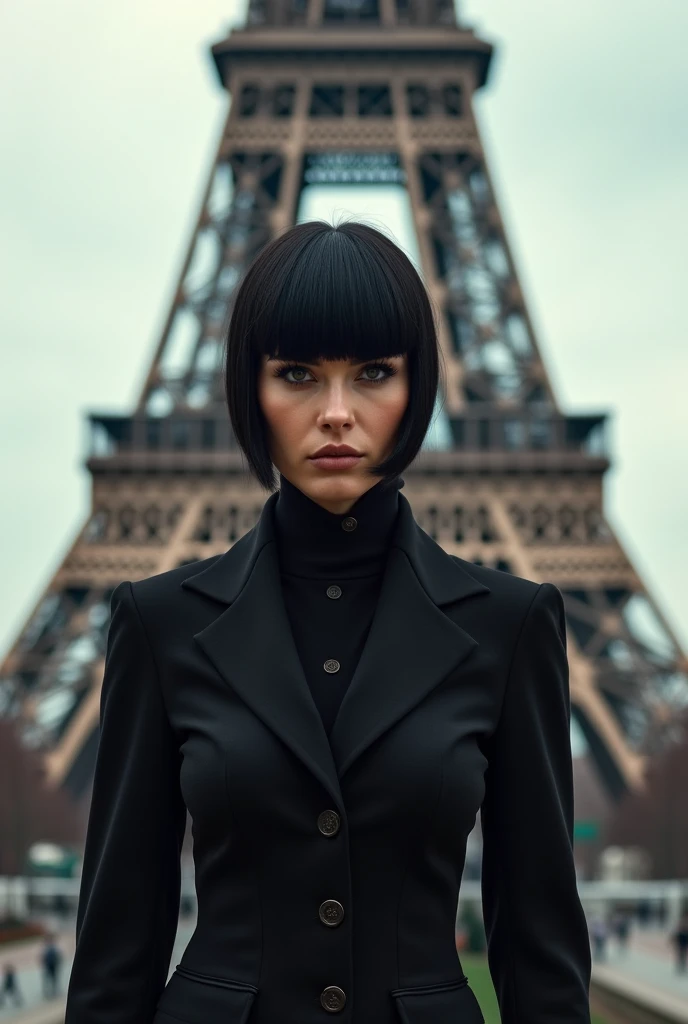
left=447, top=552, right=564, bottom=632
left=125, top=552, right=224, bottom=609
left=448, top=552, right=544, bottom=604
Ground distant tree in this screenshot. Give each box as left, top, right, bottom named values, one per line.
left=0, top=719, right=82, bottom=875
left=604, top=720, right=688, bottom=879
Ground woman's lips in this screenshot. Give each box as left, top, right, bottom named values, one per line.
left=309, top=455, right=362, bottom=470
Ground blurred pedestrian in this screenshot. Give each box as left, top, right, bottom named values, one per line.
left=41, top=933, right=63, bottom=998
left=636, top=898, right=651, bottom=928
left=590, top=914, right=608, bottom=961
left=0, top=962, right=23, bottom=1008
left=671, top=912, right=688, bottom=975
left=612, top=908, right=631, bottom=954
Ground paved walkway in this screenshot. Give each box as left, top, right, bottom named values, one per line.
left=1, top=918, right=686, bottom=1021
left=0, top=915, right=196, bottom=1022
left=591, top=927, right=688, bottom=1005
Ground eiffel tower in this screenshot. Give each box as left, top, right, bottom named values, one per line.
left=2, top=0, right=687, bottom=827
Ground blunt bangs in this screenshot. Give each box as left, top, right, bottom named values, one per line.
left=224, top=220, right=443, bottom=491
left=249, top=227, right=419, bottom=364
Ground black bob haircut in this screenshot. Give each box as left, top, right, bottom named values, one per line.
left=224, top=219, right=444, bottom=491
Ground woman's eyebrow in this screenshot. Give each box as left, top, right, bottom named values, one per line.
left=267, top=356, right=396, bottom=366
left=269, top=357, right=354, bottom=366
left=267, top=356, right=322, bottom=364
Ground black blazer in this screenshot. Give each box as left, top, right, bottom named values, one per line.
left=65, top=489, right=592, bottom=1024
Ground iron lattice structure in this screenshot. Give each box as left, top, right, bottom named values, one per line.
left=2, top=0, right=687, bottom=814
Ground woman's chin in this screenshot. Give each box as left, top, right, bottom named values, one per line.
left=297, top=470, right=379, bottom=511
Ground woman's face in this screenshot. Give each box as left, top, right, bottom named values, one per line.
left=257, top=354, right=409, bottom=514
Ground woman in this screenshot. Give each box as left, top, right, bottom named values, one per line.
left=65, top=221, right=592, bottom=1024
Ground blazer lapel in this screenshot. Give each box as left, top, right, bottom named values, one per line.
left=182, top=492, right=344, bottom=809
left=329, top=493, right=489, bottom=778
left=181, top=488, right=490, bottom=803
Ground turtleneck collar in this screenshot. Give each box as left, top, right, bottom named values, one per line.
left=274, top=472, right=404, bottom=580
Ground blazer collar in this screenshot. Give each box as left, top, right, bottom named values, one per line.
left=182, top=490, right=489, bottom=810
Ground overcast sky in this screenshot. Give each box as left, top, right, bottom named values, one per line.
left=1, top=0, right=687, bottom=662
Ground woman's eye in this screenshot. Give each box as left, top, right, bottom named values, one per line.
left=284, top=366, right=312, bottom=383
left=361, top=365, right=388, bottom=382
left=276, top=362, right=395, bottom=385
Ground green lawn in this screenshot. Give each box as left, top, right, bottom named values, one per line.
left=462, top=954, right=608, bottom=1024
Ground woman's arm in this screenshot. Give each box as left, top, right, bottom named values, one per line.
left=480, top=582, right=592, bottom=1023
left=65, top=580, right=187, bottom=1024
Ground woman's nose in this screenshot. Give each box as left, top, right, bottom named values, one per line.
left=316, top=383, right=355, bottom=429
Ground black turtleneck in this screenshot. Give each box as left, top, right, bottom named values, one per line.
left=273, top=472, right=403, bottom=735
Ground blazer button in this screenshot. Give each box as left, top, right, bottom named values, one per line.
left=319, top=899, right=345, bottom=927
left=341, top=516, right=357, bottom=532
left=326, top=584, right=342, bottom=600
left=323, top=659, right=340, bottom=673
left=320, top=986, right=346, bottom=1012
left=318, top=810, right=340, bottom=836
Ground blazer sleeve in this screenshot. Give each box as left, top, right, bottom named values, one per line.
left=479, top=581, right=592, bottom=1024
left=65, top=580, right=187, bottom=1024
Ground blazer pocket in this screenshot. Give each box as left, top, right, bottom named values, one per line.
left=154, top=964, right=258, bottom=1024
left=391, top=976, right=484, bottom=1024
